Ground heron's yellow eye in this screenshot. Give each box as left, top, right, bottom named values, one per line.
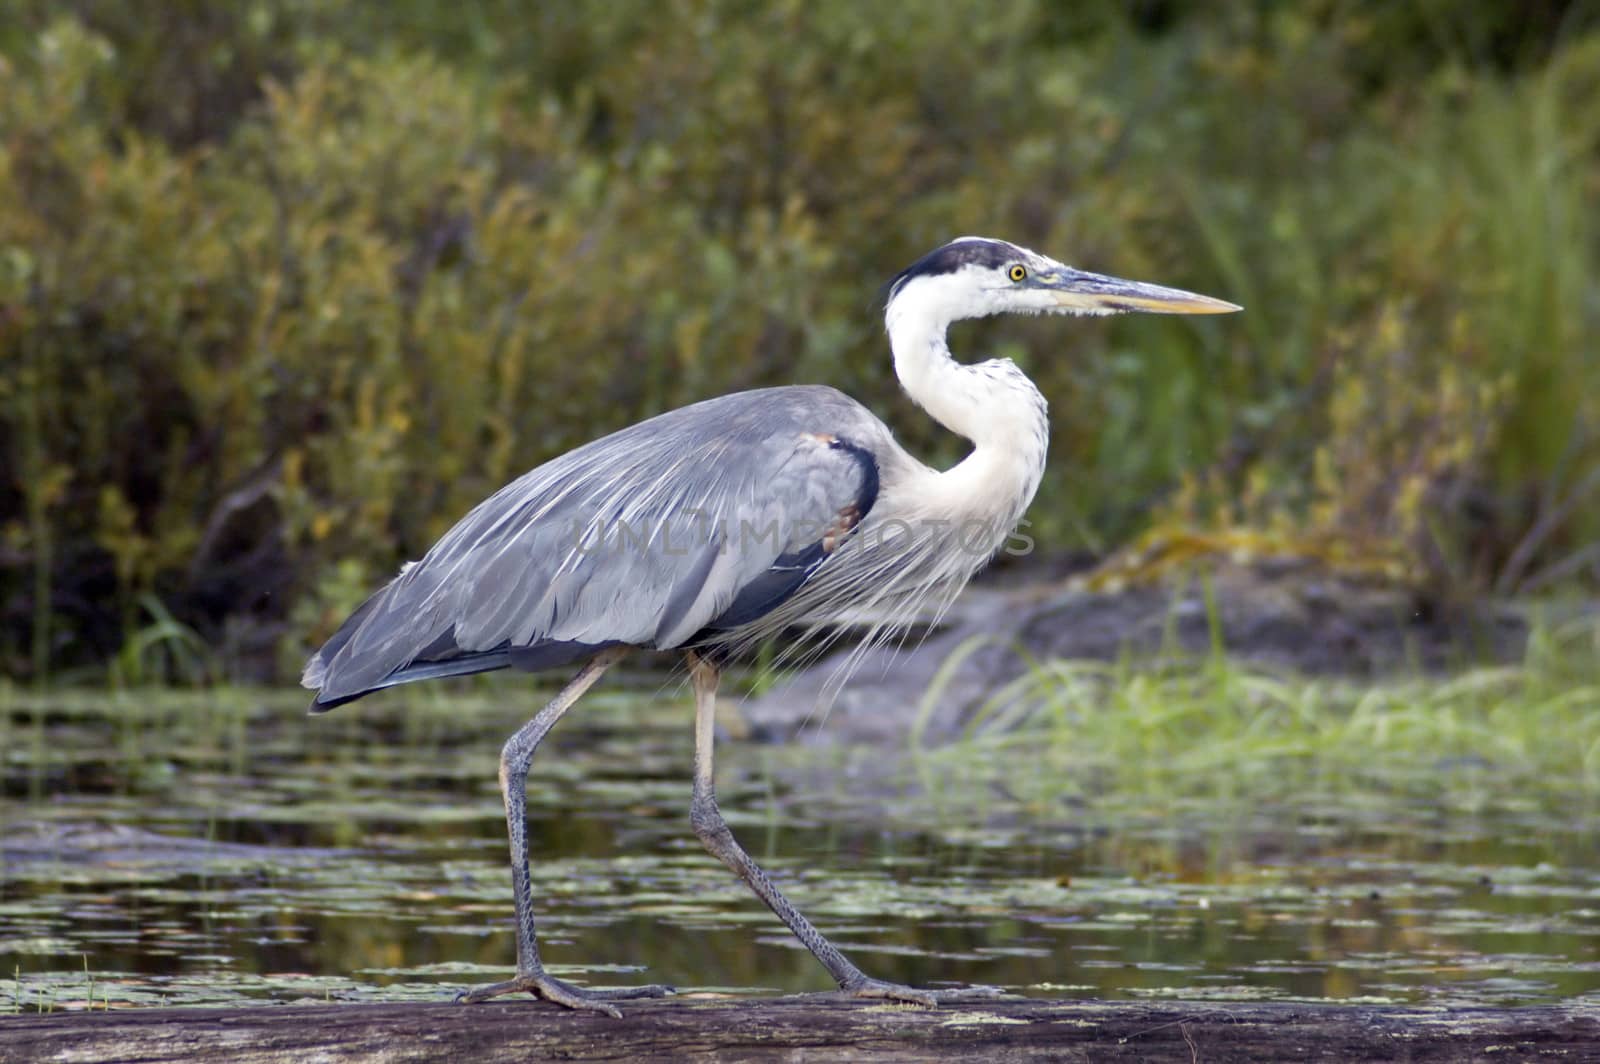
left=1008, top=264, right=1027, bottom=282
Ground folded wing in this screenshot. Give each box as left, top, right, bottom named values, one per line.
left=302, top=387, right=881, bottom=709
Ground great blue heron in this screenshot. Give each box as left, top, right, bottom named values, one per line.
left=303, top=236, right=1239, bottom=1015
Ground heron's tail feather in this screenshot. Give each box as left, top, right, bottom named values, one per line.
left=301, top=584, right=390, bottom=706
left=307, top=649, right=513, bottom=712
left=302, top=571, right=609, bottom=711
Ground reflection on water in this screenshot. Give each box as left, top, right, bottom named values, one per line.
left=1, top=684, right=1597, bottom=1011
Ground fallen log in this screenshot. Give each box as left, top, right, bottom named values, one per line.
left=2, top=995, right=1596, bottom=1062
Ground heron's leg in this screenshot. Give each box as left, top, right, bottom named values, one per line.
left=459, top=647, right=670, bottom=1016
left=686, top=651, right=936, bottom=1007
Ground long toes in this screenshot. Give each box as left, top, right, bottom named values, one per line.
left=841, top=978, right=938, bottom=1008
left=589, top=983, right=674, bottom=1000
left=534, top=978, right=626, bottom=1019
left=456, top=974, right=669, bottom=1017
left=455, top=978, right=530, bottom=1005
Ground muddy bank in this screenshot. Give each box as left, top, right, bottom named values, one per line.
left=740, top=558, right=1535, bottom=745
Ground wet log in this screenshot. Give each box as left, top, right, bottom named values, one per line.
left=2, top=996, right=1596, bottom=1062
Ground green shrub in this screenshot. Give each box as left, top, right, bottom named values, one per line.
left=1, top=3, right=1596, bottom=682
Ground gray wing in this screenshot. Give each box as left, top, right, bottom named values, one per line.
left=303, top=386, right=885, bottom=708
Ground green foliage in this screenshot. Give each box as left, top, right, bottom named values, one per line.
left=922, top=614, right=1600, bottom=809
left=1, top=3, right=1598, bottom=680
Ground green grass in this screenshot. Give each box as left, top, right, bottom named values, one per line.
left=912, top=614, right=1600, bottom=819
left=7, top=610, right=1597, bottom=818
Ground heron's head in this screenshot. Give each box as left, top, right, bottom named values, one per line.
left=885, top=236, right=1240, bottom=325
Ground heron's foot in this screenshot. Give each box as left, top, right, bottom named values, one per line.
left=456, top=972, right=672, bottom=1018
left=837, top=976, right=939, bottom=1008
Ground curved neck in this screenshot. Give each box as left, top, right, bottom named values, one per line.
left=885, top=290, right=1049, bottom=531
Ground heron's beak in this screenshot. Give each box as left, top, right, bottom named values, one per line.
left=1037, top=269, right=1242, bottom=315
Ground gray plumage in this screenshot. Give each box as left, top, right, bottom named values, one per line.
left=299, top=236, right=1239, bottom=1013
left=305, top=386, right=890, bottom=707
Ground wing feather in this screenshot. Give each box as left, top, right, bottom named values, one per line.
left=304, top=387, right=886, bottom=707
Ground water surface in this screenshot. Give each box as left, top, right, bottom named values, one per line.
left=2, top=684, right=1597, bottom=1011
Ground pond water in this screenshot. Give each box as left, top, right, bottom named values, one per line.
left=2, top=683, right=1598, bottom=1011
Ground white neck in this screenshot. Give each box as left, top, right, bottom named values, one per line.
left=884, top=281, right=1050, bottom=536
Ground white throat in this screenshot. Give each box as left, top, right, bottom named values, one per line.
left=884, top=275, right=1050, bottom=536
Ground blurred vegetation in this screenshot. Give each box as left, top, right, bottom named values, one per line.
left=1, top=1, right=1598, bottom=683
left=920, top=613, right=1600, bottom=809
